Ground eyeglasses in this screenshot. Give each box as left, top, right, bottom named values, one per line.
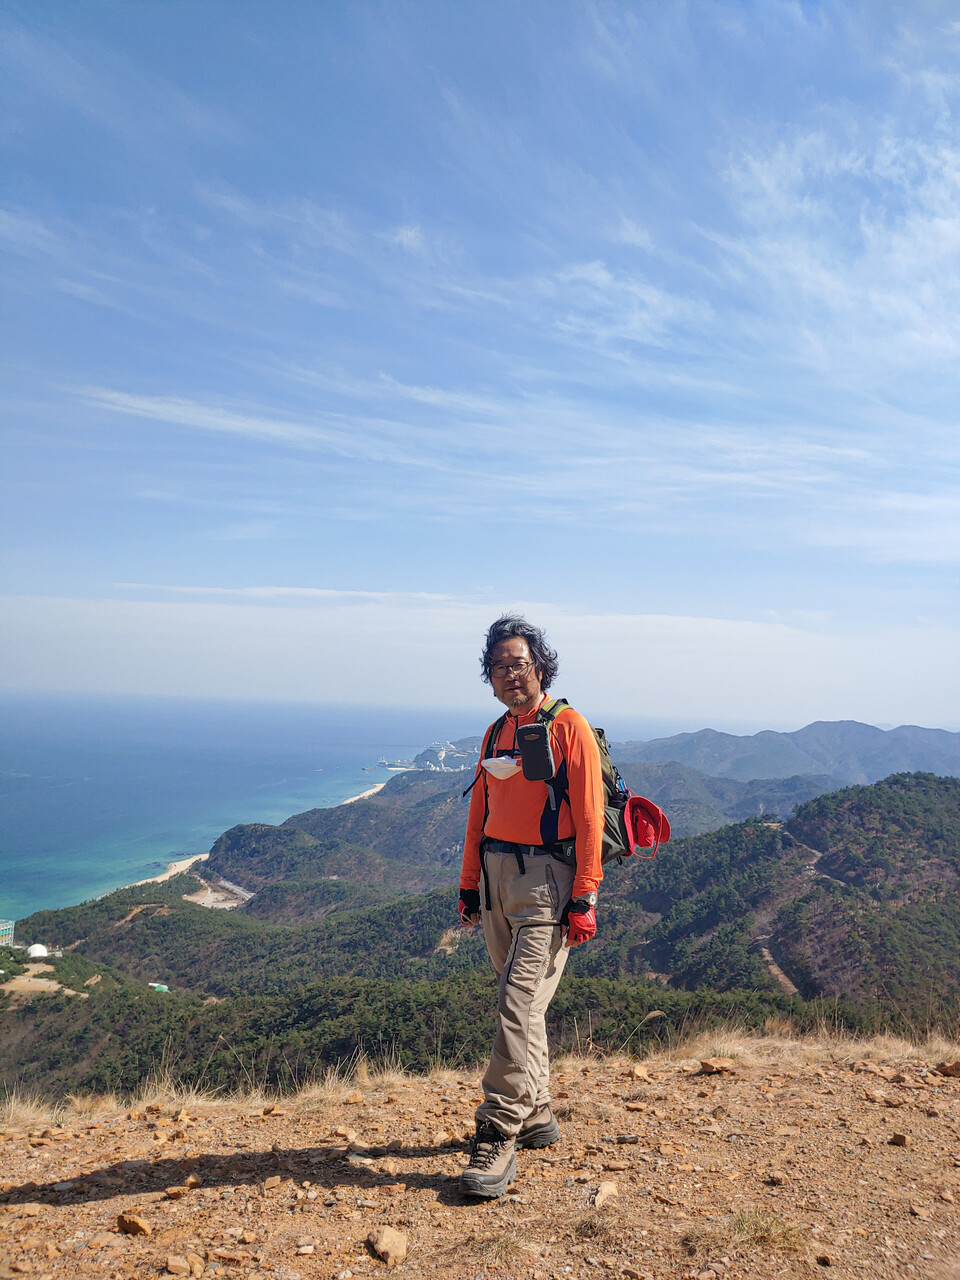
left=490, top=660, right=535, bottom=679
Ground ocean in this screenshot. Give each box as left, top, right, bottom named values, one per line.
left=0, top=694, right=483, bottom=921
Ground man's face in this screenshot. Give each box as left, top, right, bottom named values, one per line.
left=489, top=637, right=544, bottom=716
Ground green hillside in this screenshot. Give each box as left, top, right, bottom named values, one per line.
left=6, top=772, right=958, bottom=1097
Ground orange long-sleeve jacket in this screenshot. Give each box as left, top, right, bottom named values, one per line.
left=459, top=699, right=604, bottom=901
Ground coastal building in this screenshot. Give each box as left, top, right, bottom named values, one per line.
left=0, top=920, right=14, bottom=946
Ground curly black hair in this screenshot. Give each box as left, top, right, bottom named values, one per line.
left=479, top=615, right=559, bottom=690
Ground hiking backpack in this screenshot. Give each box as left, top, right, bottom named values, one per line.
left=476, top=697, right=670, bottom=865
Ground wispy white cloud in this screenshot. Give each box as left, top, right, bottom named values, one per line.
left=113, top=583, right=465, bottom=603
left=0, top=18, right=233, bottom=143
left=0, top=208, right=62, bottom=255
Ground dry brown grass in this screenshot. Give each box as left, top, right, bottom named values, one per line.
left=448, top=1230, right=539, bottom=1266
left=65, top=1091, right=121, bottom=1119
left=0, top=1086, right=60, bottom=1128
left=573, top=1208, right=623, bottom=1247
left=640, top=1026, right=960, bottom=1073
left=682, top=1207, right=805, bottom=1258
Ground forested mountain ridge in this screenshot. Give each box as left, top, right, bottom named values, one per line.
left=16, top=775, right=960, bottom=1009
left=205, top=758, right=841, bottom=898
left=610, top=719, right=960, bottom=783
left=5, top=773, right=959, bottom=1095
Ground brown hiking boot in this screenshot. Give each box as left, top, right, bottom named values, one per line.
left=458, top=1123, right=517, bottom=1199
left=516, top=1104, right=560, bottom=1149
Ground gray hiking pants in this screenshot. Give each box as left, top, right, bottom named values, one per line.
left=476, top=845, right=575, bottom=1136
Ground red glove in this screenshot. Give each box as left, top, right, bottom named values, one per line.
left=565, top=903, right=596, bottom=947
left=459, top=888, right=481, bottom=927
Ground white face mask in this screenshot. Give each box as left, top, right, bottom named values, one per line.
left=480, top=755, right=522, bottom=780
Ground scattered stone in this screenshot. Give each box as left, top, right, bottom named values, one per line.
left=346, top=1091, right=364, bottom=1105
left=909, top=1204, right=931, bottom=1219
left=594, top=1180, right=618, bottom=1209
left=87, top=1232, right=119, bottom=1248
left=367, top=1225, right=408, bottom=1268
left=433, top=1129, right=452, bottom=1146
left=603, top=1160, right=630, bottom=1171
left=888, top=1133, right=910, bottom=1147
left=624, top=1101, right=647, bottom=1112
left=766, top=1170, right=787, bottom=1185
left=213, top=1249, right=248, bottom=1264
left=166, top=1257, right=191, bottom=1276
left=699, top=1059, right=736, bottom=1075
left=940, top=1190, right=956, bottom=1203
left=116, top=1212, right=151, bottom=1236
left=935, top=1060, right=960, bottom=1078
left=184, top=1252, right=204, bottom=1277
left=816, top=1254, right=834, bottom=1267
left=334, top=1126, right=357, bottom=1140
left=264, top=1175, right=282, bottom=1190
left=297, top=1244, right=315, bottom=1255
left=164, top=1186, right=188, bottom=1200
left=183, top=1172, right=202, bottom=1188
left=626, top=1065, right=650, bottom=1081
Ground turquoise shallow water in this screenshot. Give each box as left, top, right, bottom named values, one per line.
left=0, top=695, right=481, bottom=920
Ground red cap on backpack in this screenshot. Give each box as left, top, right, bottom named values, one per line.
left=624, top=795, right=671, bottom=859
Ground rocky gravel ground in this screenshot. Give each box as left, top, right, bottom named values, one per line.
left=2, top=1044, right=959, bottom=1280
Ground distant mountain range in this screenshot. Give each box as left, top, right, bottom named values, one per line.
left=610, top=719, right=960, bottom=783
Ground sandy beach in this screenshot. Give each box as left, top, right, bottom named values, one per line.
left=130, top=852, right=209, bottom=887
left=341, top=782, right=387, bottom=804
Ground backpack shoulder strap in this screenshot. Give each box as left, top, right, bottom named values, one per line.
left=537, top=696, right=570, bottom=725
left=485, top=712, right=508, bottom=757
left=461, top=713, right=508, bottom=799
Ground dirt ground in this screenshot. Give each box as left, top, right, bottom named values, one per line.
left=1, top=1036, right=959, bottom=1280
left=0, top=965, right=82, bottom=1006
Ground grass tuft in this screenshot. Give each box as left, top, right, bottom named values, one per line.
left=684, top=1207, right=804, bottom=1258
left=0, top=1085, right=60, bottom=1128
left=66, top=1091, right=121, bottom=1119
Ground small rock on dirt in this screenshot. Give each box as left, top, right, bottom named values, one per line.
left=117, top=1212, right=151, bottom=1236
left=166, top=1257, right=191, bottom=1276
left=888, top=1133, right=910, bottom=1147
left=593, top=1180, right=618, bottom=1209
left=368, top=1225, right=408, bottom=1268
left=699, top=1058, right=736, bottom=1075
left=935, top=1060, right=960, bottom=1077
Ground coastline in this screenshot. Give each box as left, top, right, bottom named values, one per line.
left=123, top=782, right=383, bottom=895
left=341, top=782, right=387, bottom=805
left=129, top=852, right=210, bottom=887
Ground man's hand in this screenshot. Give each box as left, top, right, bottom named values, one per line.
left=459, top=888, right=481, bottom=927
left=564, top=898, right=597, bottom=947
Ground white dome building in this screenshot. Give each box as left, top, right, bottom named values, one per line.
left=26, top=943, right=49, bottom=959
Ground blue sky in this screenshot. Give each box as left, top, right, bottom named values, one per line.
left=2, top=1, right=958, bottom=729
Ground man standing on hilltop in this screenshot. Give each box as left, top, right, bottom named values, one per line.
left=457, top=615, right=604, bottom=1198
